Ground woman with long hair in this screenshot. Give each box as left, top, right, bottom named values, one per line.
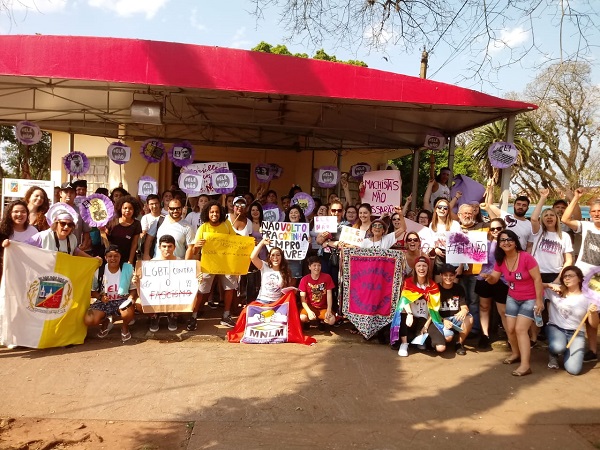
left=402, top=231, right=430, bottom=277
left=106, top=195, right=142, bottom=266
left=344, top=205, right=358, bottom=225
left=417, top=209, right=433, bottom=227
left=0, top=200, right=39, bottom=279
left=353, top=203, right=373, bottom=237
left=475, top=218, right=508, bottom=349
left=250, top=238, right=292, bottom=303
left=390, top=256, right=444, bottom=357
left=429, top=197, right=461, bottom=281
left=362, top=213, right=405, bottom=250
left=388, top=211, right=407, bottom=250
left=23, top=186, right=50, bottom=231
left=544, top=266, right=599, bottom=375
left=481, top=229, right=544, bottom=376
left=285, top=204, right=308, bottom=286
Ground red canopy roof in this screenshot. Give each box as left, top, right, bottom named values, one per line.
left=0, top=35, right=536, bottom=150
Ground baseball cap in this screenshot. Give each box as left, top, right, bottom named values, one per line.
left=60, top=181, right=75, bottom=190
left=233, top=196, right=247, bottom=205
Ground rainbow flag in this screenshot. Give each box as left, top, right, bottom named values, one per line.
left=0, top=241, right=98, bottom=348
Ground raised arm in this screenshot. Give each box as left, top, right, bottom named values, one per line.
left=423, top=180, right=435, bottom=212
left=402, top=194, right=412, bottom=216
left=485, top=182, right=501, bottom=219
left=250, top=238, right=268, bottom=270
left=530, top=188, right=549, bottom=234
left=341, top=175, right=353, bottom=207
left=561, top=188, right=583, bottom=232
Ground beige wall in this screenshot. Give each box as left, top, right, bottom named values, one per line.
left=50, top=131, right=409, bottom=198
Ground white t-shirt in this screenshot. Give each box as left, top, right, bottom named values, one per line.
left=575, top=221, right=600, bottom=277
left=257, top=264, right=284, bottom=303
left=185, top=211, right=202, bottom=236
left=362, top=232, right=396, bottom=250
left=430, top=220, right=461, bottom=250
left=228, top=215, right=253, bottom=236
left=141, top=213, right=161, bottom=233
left=429, top=185, right=451, bottom=211
left=546, top=290, right=589, bottom=330
left=498, top=210, right=533, bottom=249
left=12, top=227, right=38, bottom=243
left=92, top=265, right=133, bottom=301
left=149, top=218, right=194, bottom=259
left=531, top=230, right=573, bottom=274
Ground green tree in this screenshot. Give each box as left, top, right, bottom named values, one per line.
left=252, top=42, right=367, bottom=66
left=0, top=125, right=52, bottom=180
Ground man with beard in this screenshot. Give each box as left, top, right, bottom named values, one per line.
left=487, top=193, right=533, bottom=252
left=456, top=203, right=488, bottom=342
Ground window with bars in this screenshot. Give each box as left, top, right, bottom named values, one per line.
left=84, top=156, right=109, bottom=193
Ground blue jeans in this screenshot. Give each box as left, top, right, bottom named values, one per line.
left=547, top=323, right=586, bottom=375
left=460, top=275, right=480, bottom=334
left=505, top=296, right=535, bottom=320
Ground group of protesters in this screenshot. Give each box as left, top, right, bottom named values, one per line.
left=0, top=167, right=599, bottom=378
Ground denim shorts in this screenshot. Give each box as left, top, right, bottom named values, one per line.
left=505, top=295, right=535, bottom=320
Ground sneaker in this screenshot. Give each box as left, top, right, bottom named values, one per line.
left=398, top=343, right=409, bottom=357
left=149, top=315, right=159, bottom=333
left=106, top=315, right=115, bottom=332
left=220, top=316, right=236, bottom=328
left=583, top=350, right=598, bottom=362
left=186, top=316, right=197, bottom=331
left=455, top=342, right=467, bottom=356
left=208, top=301, right=219, bottom=310
left=548, top=354, right=559, bottom=369
left=477, top=334, right=491, bottom=350
left=168, top=314, right=178, bottom=332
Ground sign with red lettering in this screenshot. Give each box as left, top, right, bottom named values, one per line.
left=261, top=221, right=310, bottom=260
left=361, top=170, right=402, bottom=216
left=138, top=260, right=199, bottom=313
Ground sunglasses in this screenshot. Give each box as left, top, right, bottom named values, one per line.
left=406, top=237, right=420, bottom=243
left=490, top=226, right=504, bottom=232
left=169, top=207, right=182, bottom=211
left=436, top=205, right=449, bottom=211
left=234, top=203, right=246, bottom=208
left=58, top=221, right=75, bottom=229
left=499, top=237, right=515, bottom=243
left=372, top=223, right=384, bottom=229
left=331, top=208, right=343, bottom=213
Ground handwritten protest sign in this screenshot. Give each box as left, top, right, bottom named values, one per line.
left=185, top=162, right=229, bottom=195
left=201, top=234, right=255, bottom=275
left=404, top=218, right=435, bottom=254
left=446, top=231, right=488, bottom=264
left=313, top=216, right=338, bottom=233
left=263, top=206, right=281, bottom=222
left=362, top=170, right=402, bottom=215
left=339, top=225, right=366, bottom=246
left=261, top=221, right=310, bottom=260
left=138, top=260, right=199, bottom=313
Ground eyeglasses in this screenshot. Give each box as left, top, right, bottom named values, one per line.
left=372, top=223, right=384, bottom=229
left=499, top=237, right=514, bottom=243
left=436, top=205, right=449, bottom=211
left=234, top=204, right=246, bottom=208
left=169, top=207, right=182, bottom=211
left=490, top=226, right=504, bottom=232
left=406, top=237, right=420, bottom=243
left=58, top=221, right=75, bottom=229
left=330, top=208, right=343, bottom=213
left=562, top=273, right=577, bottom=279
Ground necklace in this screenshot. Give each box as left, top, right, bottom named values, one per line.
left=505, top=253, right=519, bottom=275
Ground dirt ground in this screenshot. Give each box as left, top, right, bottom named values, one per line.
left=0, top=314, right=599, bottom=450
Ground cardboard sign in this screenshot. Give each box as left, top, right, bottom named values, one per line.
left=138, top=179, right=158, bottom=197
left=446, top=231, right=488, bottom=264
left=362, top=170, right=402, bottom=216
left=178, top=172, right=203, bottom=196
left=313, top=216, right=338, bottom=233
left=200, top=234, right=255, bottom=275
left=211, top=171, right=236, bottom=193
left=15, top=121, right=42, bottom=145
left=1, top=178, right=54, bottom=215
left=261, top=221, right=310, bottom=260
left=488, top=142, right=518, bottom=169
left=424, top=134, right=446, bottom=150
left=186, top=162, right=229, bottom=195
left=350, top=163, right=371, bottom=180
left=138, top=260, right=199, bottom=313
left=107, top=142, right=131, bottom=164
left=339, top=225, right=366, bottom=246
left=263, top=207, right=280, bottom=223
left=241, top=302, right=290, bottom=343
left=315, top=166, right=338, bottom=188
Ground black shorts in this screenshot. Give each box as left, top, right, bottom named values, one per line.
left=474, top=279, right=508, bottom=304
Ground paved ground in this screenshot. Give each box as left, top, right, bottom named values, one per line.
left=0, top=313, right=599, bottom=449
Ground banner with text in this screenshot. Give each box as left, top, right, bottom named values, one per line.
left=261, top=221, right=310, bottom=260
left=362, top=170, right=402, bottom=216
left=185, top=162, right=229, bottom=195
left=138, top=260, right=200, bottom=313
left=201, top=234, right=255, bottom=275
left=339, top=225, right=366, bottom=246
left=313, top=216, right=338, bottom=233
left=446, top=231, right=488, bottom=264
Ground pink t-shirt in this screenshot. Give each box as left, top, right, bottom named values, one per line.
left=493, top=251, right=538, bottom=301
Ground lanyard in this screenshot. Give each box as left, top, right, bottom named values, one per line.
left=53, top=232, right=72, bottom=254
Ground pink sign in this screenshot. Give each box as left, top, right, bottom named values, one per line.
left=362, top=170, right=402, bottom=216
left=348, top=255, right=396, bottom=316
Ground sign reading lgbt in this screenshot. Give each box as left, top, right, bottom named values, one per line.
left=362, top=170, right=402, bottom=216
left=261, top=221, right=310, bottom=260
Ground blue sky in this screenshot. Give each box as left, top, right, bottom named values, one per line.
left=1, top=0, right=598, bottom=97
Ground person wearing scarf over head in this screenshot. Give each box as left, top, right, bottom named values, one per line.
left=390, top=256, right=445, bottom=357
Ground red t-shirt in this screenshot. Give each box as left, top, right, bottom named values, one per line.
left=493, top=251, right=538, bottom=300
left=298, top=272, right=335, bottom=309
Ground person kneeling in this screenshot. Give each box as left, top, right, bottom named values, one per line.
left=437, top=264, right=474, bottom=356
left=298, top=256, right=336, bottom=331
left=84, top=245, right=136, bottom=342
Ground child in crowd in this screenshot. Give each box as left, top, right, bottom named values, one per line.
left=298, top=256, right=336, bottom=330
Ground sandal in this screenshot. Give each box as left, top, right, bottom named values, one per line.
left=121, top=331, right=131, bottom=342
left=512, top=368, right=532, bottom=377
left=97, top=320, right=110, bottom=338
left=502, top=356, right=521, bottom=365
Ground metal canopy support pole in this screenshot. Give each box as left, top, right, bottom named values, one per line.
left=499, top=115, right=516, bottom=211
left=68, top=132, right=75, bottom=182
left=448, top=135, right=456, bottom=179
left=337, top=148, right=342, bottom=198
left=410, top=148, right=420, bottom=211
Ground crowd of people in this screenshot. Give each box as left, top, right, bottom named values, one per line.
left=1, top=169, right=599, bottom=378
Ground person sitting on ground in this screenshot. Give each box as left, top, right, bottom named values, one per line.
left=85, top=245, right=136, bottom=342
left=544, top=265, right=599, bottom=375
left=250, top=238, right=292, bottom=304
left=298, top=256, right=336, bottom=330
left=437, top=264, right=474, bottom=356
